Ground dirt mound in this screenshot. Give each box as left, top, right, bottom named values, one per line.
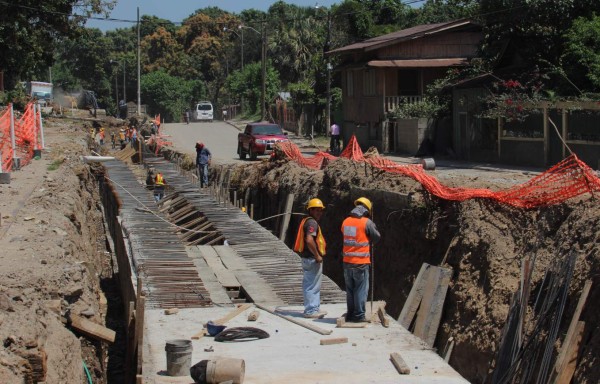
left=0, top=118, right=111, bottom=383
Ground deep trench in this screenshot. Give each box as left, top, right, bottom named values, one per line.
left=80, top=147, right=598, bottom=384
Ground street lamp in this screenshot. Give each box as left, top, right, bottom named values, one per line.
left=109, top=60, right=120, bottom=116
left=316, top=5, right=332, bottom=135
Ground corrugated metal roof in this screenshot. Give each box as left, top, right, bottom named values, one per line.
left=328, top=19, right=475, bottom=55
left=367, top=58, right=469, bottom=68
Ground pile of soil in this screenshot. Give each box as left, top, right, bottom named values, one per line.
left=0, top=118, right=113, bottom=383
left=224, top=155, right=600, bottom=383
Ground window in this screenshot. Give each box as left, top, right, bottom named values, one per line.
left=363, top=70, right=376, bottom=96
left=398, top=69, right=419, bottom=96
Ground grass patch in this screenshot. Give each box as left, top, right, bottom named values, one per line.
left=47, top=159, right=64, bottom=171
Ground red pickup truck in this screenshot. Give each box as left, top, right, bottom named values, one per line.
left=237, top=122, right=289, bottom=160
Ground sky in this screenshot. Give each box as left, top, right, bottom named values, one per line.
left=86, top=0, right=341, bottom=31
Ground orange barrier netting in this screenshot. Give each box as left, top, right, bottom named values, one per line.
left=0, top=107, right=14, bottom=171
left=0, top=103, right=40, bottom=171
left=278, top=135, right=600, bottom=208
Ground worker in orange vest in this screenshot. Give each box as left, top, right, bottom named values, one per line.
left=293, top=198, right=327, bottom=319
left=341, top=197, right=380, bottom=323
left=153, top=169, right=166, bottom=202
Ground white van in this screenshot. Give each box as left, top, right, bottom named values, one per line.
left=195, top=101, right=213, bottom=122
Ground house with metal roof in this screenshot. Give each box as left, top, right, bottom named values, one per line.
left=327, top=19, right=483, bottom=154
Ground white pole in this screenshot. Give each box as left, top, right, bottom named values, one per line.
left=32, top=103, right=38, bottom=150
left=39, top=103, right=45, bottom=149
left=0, top=150, right=3, bottom=173
left=9, top=104, right=16, bottom=161
left=137, top=7, right=141, bottom=116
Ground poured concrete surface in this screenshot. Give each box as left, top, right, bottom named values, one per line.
left=143, top=303, right=468, bottom=384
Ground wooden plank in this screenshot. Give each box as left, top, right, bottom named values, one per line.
left=377, top=306, right=390, bottom=328
left=191, top=328, right=207, bottom=340
left=255, top=303, right=332, bottom=335
left=70, top=314, right=116, bottom=343
left=413, top=266, right=452, bottom=347
left=398, top=263, right=431, bottom=329
left=390, top=352, right=411, bottom=375
left=200, top=246, right=241, bottom=288
left=278, top=193, right=294, bottom=241
left=554, top=321, right=585, bottom=384
left=552, top=280, right=591, bottom=383
left=366, top=300, right=386, bottom=323
left=214, top=303, right=252, bottom=325
left=135, top=295, right=146, bottom=374
left=337, top=322, right=368, bottom=328
left=320, top=337, right=348, bottom=345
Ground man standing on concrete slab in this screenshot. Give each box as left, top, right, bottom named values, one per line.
left=294, top=198, right=328, bottom=319
left=341, top=197, right=380, bottom=322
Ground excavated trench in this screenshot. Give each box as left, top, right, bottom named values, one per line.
left=199, top=156, right=600, bottom=384
left=10, top=122, right=595, bottom=384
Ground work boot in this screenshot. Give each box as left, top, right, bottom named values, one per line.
left=303, top=311, right=327, bottom=319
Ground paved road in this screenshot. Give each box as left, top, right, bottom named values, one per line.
left=161, top=120, right=243, bottom=165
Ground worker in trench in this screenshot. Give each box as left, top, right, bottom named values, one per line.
left=341, top=197, right=381, bottom=323
left=293, top=198, right=328, bottom=319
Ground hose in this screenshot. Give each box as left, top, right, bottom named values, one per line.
left=83, top=360, right=93, bottom=384
left=214, top=327, right=270, bottom=342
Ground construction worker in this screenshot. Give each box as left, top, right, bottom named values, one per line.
left=153, top=169, right=166, bottom=202
left=293, top=198, right=327, bottom=319
left=110, top=131, right=116, bottom=149
left=99, top=128, right=105, bottom=145
left=118, top=129, right=126, bottom=149
left=341, top=197, right=380, bottom=323
left=195, top=142, right=212, bottom=188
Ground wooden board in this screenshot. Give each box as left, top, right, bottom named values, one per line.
left=413, top=266, right=452, bottom=347
left=198, top=245, right=241, bottom=288
left=214, top=303, right=252, bottom=325
left=390, top=352, right=411, bottom=375
left=320, top=337, right=348, bottom=345
left=70, top=314, right=116, bottom=343
left=255, top=303, right=332, bottom=335
left=553, top=321, right=585, bottom=384
left=398, top=263, right=431, bottom=329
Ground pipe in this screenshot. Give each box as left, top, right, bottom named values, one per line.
left=81, top=156, right=116, bottom=163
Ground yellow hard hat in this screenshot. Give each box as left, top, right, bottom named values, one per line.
left=354, top=197, right=372, bottom=212
left=306, top=198, right=325, bottom=210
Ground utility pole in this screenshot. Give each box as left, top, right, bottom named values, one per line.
left=325, top=11, right=332, bottom=136
left=261, top=22, right=267, bottom=121
left=123, top=60, right=126, bottom=103
left=137, top=7, right=141, bottom=116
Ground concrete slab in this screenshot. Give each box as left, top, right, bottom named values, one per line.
left=143, top=304, right=468, bottom=384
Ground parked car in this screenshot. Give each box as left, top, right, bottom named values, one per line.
left=195, top=101, right=213, bottom=122
left=237, top=122, right=289, bottom=160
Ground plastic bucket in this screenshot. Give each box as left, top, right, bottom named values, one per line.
left=33, top=149, right=42, bottom=160
left=206, top=358, right=245, bottom=384
left=165, top=339, right=193, bottom=376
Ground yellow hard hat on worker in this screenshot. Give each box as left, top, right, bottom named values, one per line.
left=354, top=197, right=372, bottom=213
left=306, top=198, right=325, bottom=210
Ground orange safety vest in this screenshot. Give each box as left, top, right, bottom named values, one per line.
left=341, top=216, right=371, bottom=264
left=293, top=217, right=326, bottom=256
left=155, top=173, right=165, bottom=186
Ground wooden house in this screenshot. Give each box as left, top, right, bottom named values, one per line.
left=327, top=19, right=483, bottom=153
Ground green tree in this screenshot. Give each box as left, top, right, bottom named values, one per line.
left=416, top=0, right=478, bottom=24
left=225, top=62, right=280, bottom=116
left=561, top=15, right=600, bottom=93
left=141, top=69, right=204, bottom=122
left=0, top=0, right=114, bottom=89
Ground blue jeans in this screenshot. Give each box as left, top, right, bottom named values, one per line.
left=343, top=263, right=369, bottom=321
left=302, top=258, right=323, bottom=315
left=198, top=164, right=209, bottom=187
left=154, top=186, right=164, bottom=202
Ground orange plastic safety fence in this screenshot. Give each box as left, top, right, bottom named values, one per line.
left=0, top=107, right=14, bottom=171
left=278, top=135, right=600, bottom=208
